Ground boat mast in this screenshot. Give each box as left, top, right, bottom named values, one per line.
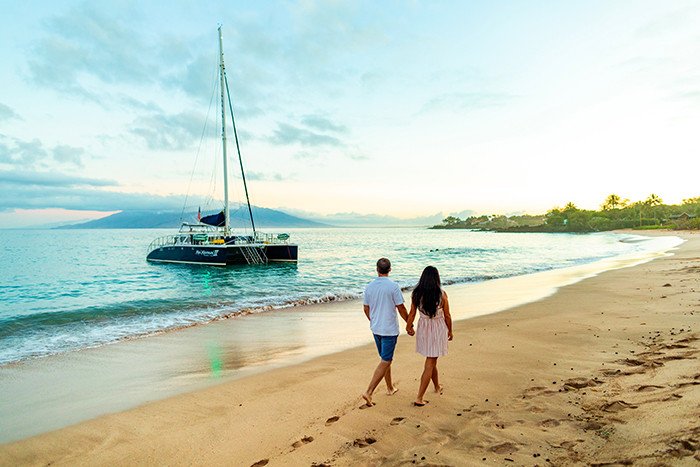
left=224, top=75, right=256, bottom=236
left=218, top=26, right=230, bottom=234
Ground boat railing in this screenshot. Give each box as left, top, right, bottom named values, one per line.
left=254, top=231, right=291, bottom=244
left=147, top=235, right=179, bottom=253
left=147, top=232, right=291, bottom=253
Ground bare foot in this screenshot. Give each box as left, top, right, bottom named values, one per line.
left=387, top=385, right=399, bottom=396
left=362, top=392, right=373, bottom=406
left=413, top=400, right=429, bottom=407
left=435, top=384, right=444, bottom=394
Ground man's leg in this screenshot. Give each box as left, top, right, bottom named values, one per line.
left=384, top=364, right=398, bottom=394
left=363, top=359, right=391, bottom=405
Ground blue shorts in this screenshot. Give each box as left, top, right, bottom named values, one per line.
left=373, top=334, right=398, bottom=361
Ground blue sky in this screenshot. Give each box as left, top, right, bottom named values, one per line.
left=1, top=1, right=699, bottom=227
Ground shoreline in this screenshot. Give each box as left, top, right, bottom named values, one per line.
left=0, top=232, right=698, bottom=465
left=0, top=233, right=682, bottom=444
left=0, top=231, right=675, bottom=370
left=0, top=230, right=664, bottom=368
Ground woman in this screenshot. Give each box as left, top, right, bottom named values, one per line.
left=406, top=266, right=453, bottom=406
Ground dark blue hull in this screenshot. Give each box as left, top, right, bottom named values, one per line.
left=263, top=244, right=298, bottom=262
left=147, top=244, right=298, bottom=265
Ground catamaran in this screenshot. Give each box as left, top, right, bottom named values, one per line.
left=146, top=27, right=298, bottom=266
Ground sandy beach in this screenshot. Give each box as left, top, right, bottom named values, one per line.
left=1, top=231, right=698, bottom=466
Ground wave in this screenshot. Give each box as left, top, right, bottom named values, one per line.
left=0, top=232, right=649, bottom=366
left=618, top=235, right=653, bottom=244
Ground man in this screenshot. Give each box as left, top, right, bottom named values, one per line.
left=361, top=257, right=410, bottom=407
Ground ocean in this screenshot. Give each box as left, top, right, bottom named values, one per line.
left=0, top=227, right=662, bottom=366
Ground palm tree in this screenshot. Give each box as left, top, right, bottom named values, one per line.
left=602, top=194, right=622, bottom=211
left=442, top=216, right=461, bottom=226
left=630, top=201, right=644, bottom=226
left=645, top=194, right=662, bottom=207
left=645, top=194, right=663, bottom=224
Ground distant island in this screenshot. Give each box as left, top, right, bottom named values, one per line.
left=431, top=194, right=700, bottom=232
left=58, top=206, right=328, bottom=229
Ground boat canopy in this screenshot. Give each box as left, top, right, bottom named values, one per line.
left=200, top=211, right=226, bottom=227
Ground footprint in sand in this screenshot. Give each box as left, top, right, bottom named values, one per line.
left=662, top=343, right=689, bottom=349
left=390, top=417, right=405, bottom=425
left=539, top=419, right=561, bottom=428
left=251, top=460, right=269, bottom=467
left=635, top=384, right=665, bottom=392
left=292, top=436, right=314, bottom=449
left=325, top=416, right=340, bottom=425
left=547, top=440, right=580, bottom=450
left=562, top=378, right=603, bottom=391
left=489, top=442, right=519, bottom=454
left=662, top=393, right=683, bottom=402
left=659, top=354, right=691, bottom=361
left=600, top=400, right=638, bottom=413
left=619, top=358, right=646, bottom=366
left=666, top=438, right=700, bottom=458
left=675, top=381, right=700, bottom=388
left=353, top=437, right=377, bottom=448
left=582, top=421, right=604, bottom=431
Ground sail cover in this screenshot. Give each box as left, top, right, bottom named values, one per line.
left=200, top=211, right=225, bottom=227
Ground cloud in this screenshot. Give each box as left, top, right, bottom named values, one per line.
left=674, top=89, right=700, bottom=102
left=292, top=147, right=367, bottom=162
left=130, top=110, right=209, bottom=150
left=300, top=114, right=347, bottom=133
left=244, top=171, right=287, bottom=181
left=26, top=2, right=390, bottom=120
left=27, top=3, right=206, bottom=107
left=172, top=52, right=218, bottom=101
left=0, top=135, right=87, bottom=168
left=268, top=112, right=353, bottom=151
left=0, top=137, right=47, bottom=166
left=270, top=122, right=343, bottom=147
left=0, top=103, right=21, bottom=122
left=635, top=5, right=699, bottom=37
left=0, top=175, right=185, bottom=212
left=0, top=170, right=115, bottom=187
left=52, top=145, right=84, bottom=166
left=117, top=95, right=163, bottom=113
left=420, top=92, right=516, bottom=114
left=27, top=5, right=156, bottom=101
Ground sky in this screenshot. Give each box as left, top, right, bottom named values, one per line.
left=1, top=0, right=699, bottom=227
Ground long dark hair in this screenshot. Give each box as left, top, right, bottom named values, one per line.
left=411, top=266, right=442, bottom=318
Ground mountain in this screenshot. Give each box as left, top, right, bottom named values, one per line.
left=276, top=209, right=458, bottom=227
left=57, top=207, right=328, bottom=229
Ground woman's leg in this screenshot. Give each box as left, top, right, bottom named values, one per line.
left=416, top=357, right=438, bottom=404
left=431, top=363, right=442, bottom=392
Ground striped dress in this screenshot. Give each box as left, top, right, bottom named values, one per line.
left=416, top=298, right=449, bottom=358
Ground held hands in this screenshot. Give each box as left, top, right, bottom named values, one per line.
left=406, top=324, right=415, bottom=336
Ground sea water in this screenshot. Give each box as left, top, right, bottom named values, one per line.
left=0, top=228, right=660, bottom=365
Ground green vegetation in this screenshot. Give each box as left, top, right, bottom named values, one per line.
left=431, top=195, right=700, bottom=232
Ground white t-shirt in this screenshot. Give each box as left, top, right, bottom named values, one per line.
left=363, top=276, right=404, bottom=336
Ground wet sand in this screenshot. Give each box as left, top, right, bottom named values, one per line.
left=1, top=232, right=698, bottom=465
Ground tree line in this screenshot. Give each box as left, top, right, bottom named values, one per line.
left=432, top=194, right=700, bottom=232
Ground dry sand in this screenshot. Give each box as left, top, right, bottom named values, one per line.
left=1, top=232, right=698, bottom=466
